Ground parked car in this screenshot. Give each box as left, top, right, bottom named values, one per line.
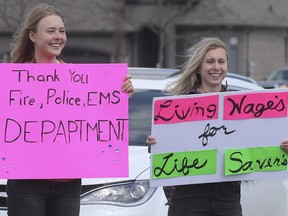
left=258, top=66, right=288, bottom=89
left=0, top=68, right=286, bottom=216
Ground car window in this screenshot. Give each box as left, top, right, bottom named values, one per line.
left=274, top=71, right=283, bottom=80
left=282, top=70, right=288, bottom=80
left=269, top=69, right=288, bottom=80
left=129, top=90, right=165, bottom=146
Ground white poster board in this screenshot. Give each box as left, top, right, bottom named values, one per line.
left=150, top=89, right=288, bottom=187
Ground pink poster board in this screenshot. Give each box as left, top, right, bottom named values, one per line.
left=0, top=63, right=128, bottom=179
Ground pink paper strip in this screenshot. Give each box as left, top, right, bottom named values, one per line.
left=154, top=95, right=219, bottom=124
left=224, top=92, right=288, bottom=120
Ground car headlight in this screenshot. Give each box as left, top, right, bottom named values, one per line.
left=80, top=180, right=157, bottom=207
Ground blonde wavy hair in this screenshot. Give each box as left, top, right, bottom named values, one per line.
left=10, top=4, right=64, bottom=63
left=166, top=38, right=228, bottom=95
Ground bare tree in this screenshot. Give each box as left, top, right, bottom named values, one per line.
left=0, top=0, right=68, bottom=32
left=0, top=0, right=29, bottom=31
left=109, top=0, right=126, bottom=63
left=88, top=0, right=127, bottom=63
left=151, top=0, right=200, bottom=67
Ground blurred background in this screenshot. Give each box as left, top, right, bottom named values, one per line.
left=1, top=0, right=288, bottom=84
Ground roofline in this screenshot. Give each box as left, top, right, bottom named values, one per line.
left=175, top=24, right=288, bottom=29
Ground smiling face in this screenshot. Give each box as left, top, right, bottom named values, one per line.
left=198, top=47, right=228, bottom=92
left=29, top=14, right=66, bottom=63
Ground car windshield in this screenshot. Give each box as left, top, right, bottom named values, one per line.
left=268, top=69, right=288, bottom=80
left=129, top=90, right=165, bottom=146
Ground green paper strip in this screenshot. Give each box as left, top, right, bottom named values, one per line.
left=225, top=146, right=288, bottom=175
left=152, top=149, right=217, bottom=179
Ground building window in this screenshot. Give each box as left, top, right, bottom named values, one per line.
left=285, top=36, right=288, bottom=65
left=229, top=36, right=239, bottom=74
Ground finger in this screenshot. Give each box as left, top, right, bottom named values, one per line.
left=122, top=75, right=132, bottom=86
left=280, top=144, right=288, bottom=152
left=121, top=79, right=133, bottom=90
left=146, top=138, right=156, bottom=145
left=147, top=135, right=154, bottom=140
left=124, top=74, right=132, bottom=81
left=122, top=83, right=134, bottom=96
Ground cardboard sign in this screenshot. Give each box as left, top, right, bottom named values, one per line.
left=0, top=63, right=128, bottom=179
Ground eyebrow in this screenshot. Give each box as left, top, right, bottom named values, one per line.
left=46, top=26, right=65, bottom=29
left=206, top=58, right=226, bottom=60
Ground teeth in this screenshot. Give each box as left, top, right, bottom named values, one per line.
left=51, top=43, right=60, bottom=47
left=210, top=73, right=221, bottom=77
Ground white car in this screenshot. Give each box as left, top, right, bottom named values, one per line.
left=0, top=68, right=287, bottom=216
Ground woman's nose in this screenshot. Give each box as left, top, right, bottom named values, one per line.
left=54, top=31, right=61, bottom=39
left=213, top=62, right=220, bottom=70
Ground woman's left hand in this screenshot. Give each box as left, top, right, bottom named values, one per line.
left=280, top=140, right=288, bottom=153
left=122, top=74, right=135, bottom=98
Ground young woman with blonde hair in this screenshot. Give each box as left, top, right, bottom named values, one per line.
left=147, top=38, right=242, bottom=216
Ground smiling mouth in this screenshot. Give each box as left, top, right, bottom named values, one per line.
left=210, top=73, right=222, bottom=77
left=50, top=43, right=61, bottom=48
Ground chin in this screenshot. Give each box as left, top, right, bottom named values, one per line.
left=50, top=50, right=63, bottom=57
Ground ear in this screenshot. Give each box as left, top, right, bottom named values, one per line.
left=29, top=31, right=36, bottom=43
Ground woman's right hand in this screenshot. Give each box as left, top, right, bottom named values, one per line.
left=146, top=135, right=156, bottom=153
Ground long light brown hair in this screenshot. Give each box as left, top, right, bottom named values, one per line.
left=10, top=4, right=64, bottom=63
left=166, top=38, right=228, bottom=95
